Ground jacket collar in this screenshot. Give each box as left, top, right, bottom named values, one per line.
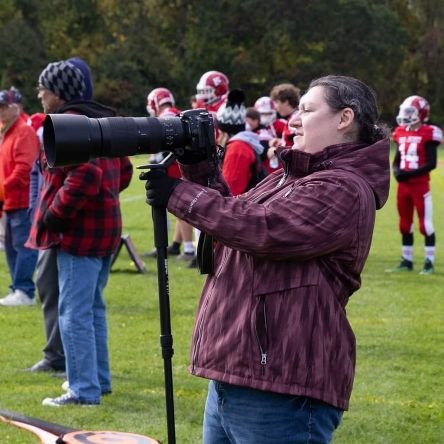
left=276, top=142, right=368, bottom=175
left=276, top=138, right=391, bottom=210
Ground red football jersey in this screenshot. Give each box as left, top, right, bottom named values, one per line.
left=280, top=110, right=298, bottom=147
left=393, top=123, right=443, bottom=181
left=159, top=106, right=181, bottom=118
left=273, top=118, right=286, bottom=138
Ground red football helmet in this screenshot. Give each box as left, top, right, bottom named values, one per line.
left=396, top=95, right=430, bottom=127
left=146, top=87, right=175, bottom=116
left=196, top=71, right=229, bottom=105
left=254, top=96, right=277, bottom=127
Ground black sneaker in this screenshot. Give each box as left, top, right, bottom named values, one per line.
left=142, top=244, right=181, bottom=258
left=188, top=258, right=198, bottom=269
left=385, top=257, right=413, bottom=272
left=42, top=391, right=99, bottom=407
left=26, top=359, right=65, bottom=374
left=177, top=252, right=195, bottom=262
left=142, top=248, right=158, bottom=258
left=419, top=258, right=434, bottom=275
left=396, top=257, right=413, bottom=271
left=385, top=257, right=413, bottom=273
left=167, top=243, right=181, bottom=255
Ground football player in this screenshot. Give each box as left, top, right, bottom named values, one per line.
left=269, top=83, right=300, bottom=148
left=254, top=96, right=286, bottom=173
left=144, top=87, right=196, bottom=262
left=195, top=70, right=229, bottom=114
left=391, top=95, right=443, bottom=274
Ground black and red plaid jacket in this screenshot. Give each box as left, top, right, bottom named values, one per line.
left=26, top=101, right=133, bottom=257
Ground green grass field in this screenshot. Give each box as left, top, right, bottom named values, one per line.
left=0, top=151, right=443, bottom=443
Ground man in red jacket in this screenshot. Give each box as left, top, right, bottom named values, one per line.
left=26, top=60, right=133, bottom=406
left=0, top=88, right=39, bottom=306
left=217, top=89, right=266, bottom=196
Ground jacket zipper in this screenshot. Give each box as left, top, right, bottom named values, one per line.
left=254, top=295, right=268, bottom=374
left=251, top=170, right=289, bottom=204
left=283, top=183, right=295, bottom=197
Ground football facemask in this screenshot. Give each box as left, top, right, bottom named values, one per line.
left=396, top=105, right=420, bottom=127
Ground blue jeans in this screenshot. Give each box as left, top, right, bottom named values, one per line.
left=4, top=209, right=38, bottom=297
left=57, top=251, right=112, bottom=403
left=203, top=381, right=343, bottom=444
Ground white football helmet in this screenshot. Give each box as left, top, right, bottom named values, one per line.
left=254, top=96, right=277, bottom=127
left=146, top=87, right=175, bottom=116
left=396, top=95, right=430, bottom=127
left=196, top=71, right=229, bottom=105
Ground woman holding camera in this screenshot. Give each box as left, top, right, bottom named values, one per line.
left=144, top=75, right=390, bottom=443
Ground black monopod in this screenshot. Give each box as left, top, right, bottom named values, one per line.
left=138, top=153, right=177, bottom=444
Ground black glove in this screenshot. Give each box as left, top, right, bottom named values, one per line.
left=394, top=170, right=410, bottom=182
left=140, top=169, right=181, bottom=207
left=39, top=210, right=68, bottom=232
left=176, top=149, right=207, bottom=165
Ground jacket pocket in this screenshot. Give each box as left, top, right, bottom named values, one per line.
left=253, top=258, right=320, bottom=296
left=252, top=259, right=320, bottom=383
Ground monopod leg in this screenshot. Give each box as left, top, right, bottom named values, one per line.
left=152, top=205, right=176, bottom=444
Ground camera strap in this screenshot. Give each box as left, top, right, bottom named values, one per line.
left=196, top=232, right=214, bottom=275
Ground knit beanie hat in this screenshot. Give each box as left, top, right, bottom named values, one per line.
left=67, top=56, right=94, bottom=100
left=216, top=89, right=246, bottom=135
left=38, top=60, right=86, bottom=102
left=0, top=86, right=23, bottom=105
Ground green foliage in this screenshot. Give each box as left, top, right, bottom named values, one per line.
left=0, top=0, right=443, bottom=121
left=0, top=152, right=443, bottom=443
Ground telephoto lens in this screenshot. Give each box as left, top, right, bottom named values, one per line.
left=43, top=114, right=187, bottom=167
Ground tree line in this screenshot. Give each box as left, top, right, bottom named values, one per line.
left=1, top=0, right=443, bottom=126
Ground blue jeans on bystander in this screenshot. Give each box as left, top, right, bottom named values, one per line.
left=203, top=381, right=343, bottom=444
left=57, top=250, right=112, bottom=403
left=4, top=209, right=38, bottom=297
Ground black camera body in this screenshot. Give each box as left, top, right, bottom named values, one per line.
left=43, top=108, right=216, bottom=167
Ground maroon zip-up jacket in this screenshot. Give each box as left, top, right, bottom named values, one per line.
left=168, top=139, right=390, bottom=410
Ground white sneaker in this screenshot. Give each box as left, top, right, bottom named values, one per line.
left=42, top=390, right=99, bottom=407
left=0, top=289, right=36, bottom=306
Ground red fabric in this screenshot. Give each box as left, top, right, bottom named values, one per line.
left=273, top=118, right=286, bottom=138
left=1, top=118, right=39, bottom=211
left=19, top=111, right=29, bottom=122
left=26, top=154, right=133, bottom=256
left=393, top=123, right=443, bottom=183
left=27, top=113, right=46, bottom=132
left=397, top=180, right=432, bottom=236
left=280, top=110, right=297, bottom=147
left=255, top=125, right=282, bottom=174
left=222, top=139, right=256, bottom=196
left=158, top=106, right=181, bottom=118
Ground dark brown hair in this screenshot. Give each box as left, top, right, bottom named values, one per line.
left=270, top=83, right=300, bottom=108
left=309, top=75, right=388, bottom=143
